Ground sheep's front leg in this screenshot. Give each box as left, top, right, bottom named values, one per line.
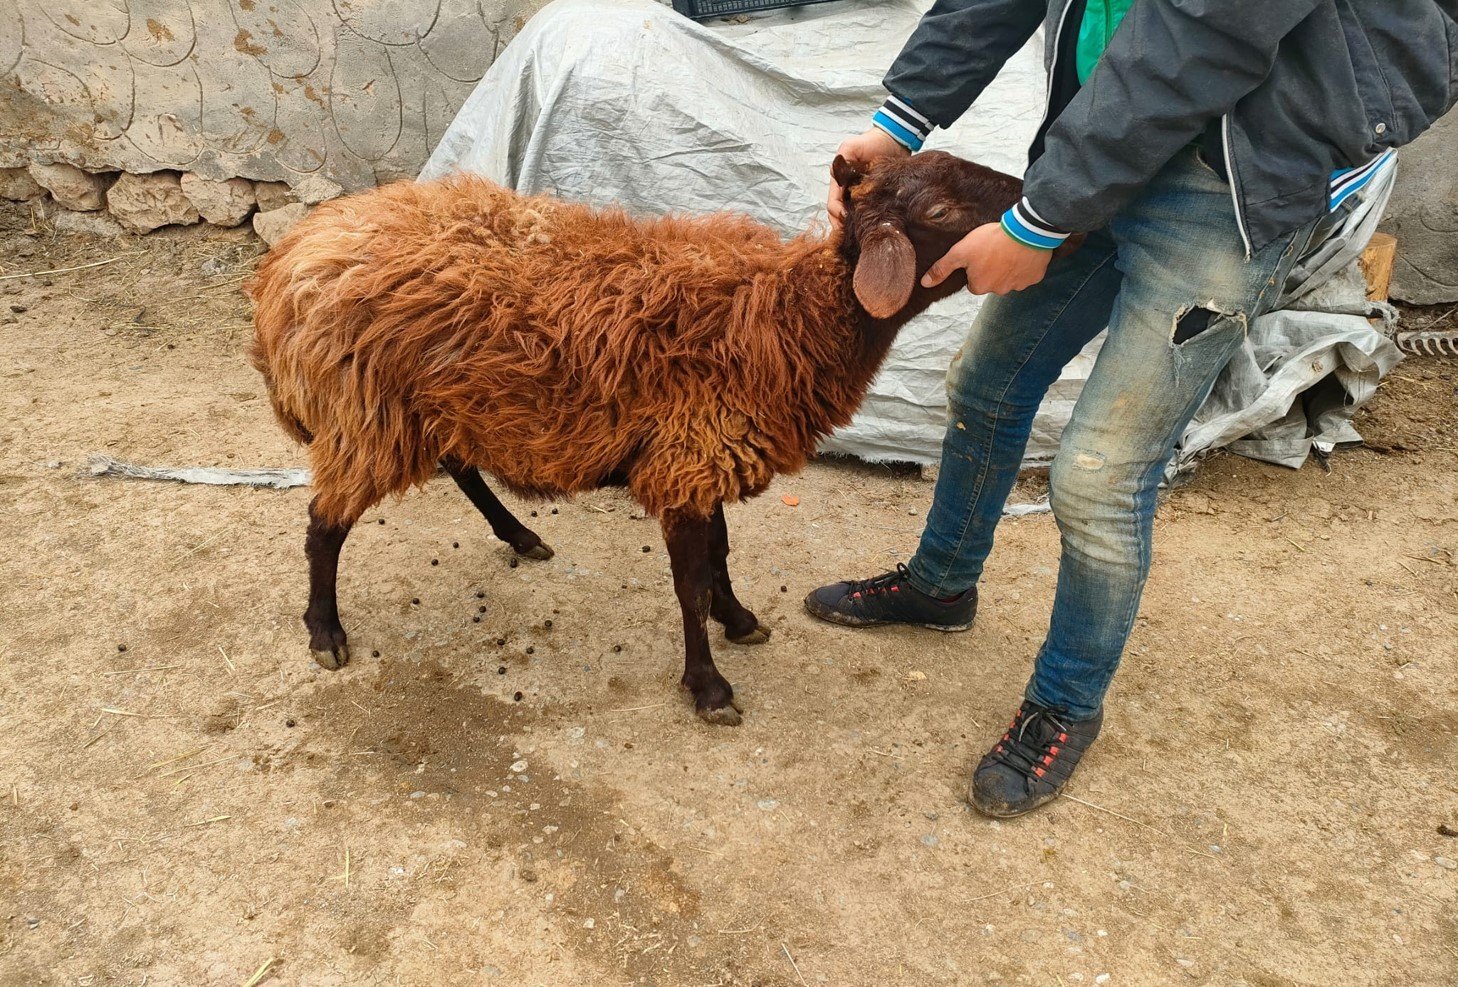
left=304, top=497, right=356, bottom=670
left=707, top=504, right=770, bottom=645
left=663, top=508, right=742, bottom=726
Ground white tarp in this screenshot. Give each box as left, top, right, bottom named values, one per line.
left=422, top=0, right=1400, bottom=470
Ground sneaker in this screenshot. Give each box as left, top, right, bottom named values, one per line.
left=969, top=700, right=1103, bottom=818
left=803, top=563, right=976, bottom=632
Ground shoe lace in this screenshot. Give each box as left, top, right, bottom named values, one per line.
left=988, top=705, right=1071, bottom=781
left=846, top=563, right=911, bottom=599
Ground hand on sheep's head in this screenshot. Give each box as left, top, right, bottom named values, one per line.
left=826, top=128, right=909, bottom=228
left=833, top=148, right=1035, bottom=317
left=921, top=223, right=1053, bottom=297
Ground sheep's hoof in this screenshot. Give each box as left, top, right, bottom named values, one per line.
left=696, top=702, right=743, bottom=727
left=727, top=624, right=771, bottom=646
left=311, top=643, right=350, bottom=671
left=516, top=542, right=554, bottom=561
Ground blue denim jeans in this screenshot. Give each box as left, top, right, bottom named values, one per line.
left=905, top=147, right=1315, bottom=721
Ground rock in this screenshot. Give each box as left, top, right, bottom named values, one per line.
left=52, top=210, right=126, bottom=236
left=252, top=203, right=310, bottom=246
left=106, top=173, right=201, bottom=232
left=253, top=181, right=296, bottom=212
left=180, top=174, right=256, bottom=226
left=291, top=174, right=345, bottom=205
left=0, top=167, right=45, bottom=201
left=1382, top=112, right=1458, bottom=304
left=27, top=163, right=111, bottom=211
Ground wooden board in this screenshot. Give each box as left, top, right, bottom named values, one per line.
left=1360, top=232, right=1398, bottom=302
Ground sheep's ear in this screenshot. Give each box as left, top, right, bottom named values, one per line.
left=853, top=230, right=916, bottom=319
left=832, top=154, right=865, bottom=190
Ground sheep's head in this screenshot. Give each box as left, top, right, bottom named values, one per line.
left=833, top=150, right=1023, bottom=319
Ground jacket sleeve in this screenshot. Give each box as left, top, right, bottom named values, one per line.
left=1023, top=0, right=1326, bottom=235
left=875, top=0, right=1047, bottom=151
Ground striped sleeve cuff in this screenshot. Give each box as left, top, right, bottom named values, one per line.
left=871, top=95, right=933, bottom=152
left=1000, top=198, right=1071, bottom=251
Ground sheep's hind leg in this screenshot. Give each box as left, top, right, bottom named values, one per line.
left=304, top=497, right=356, bottom=670
left=663, top=509, right=741, bottom=726
left=707, top=503, right=770, bottom=645
left=443, top=459, right=554, bottom=560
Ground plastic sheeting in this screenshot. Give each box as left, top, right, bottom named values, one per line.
left=422, top=0, right=1400, bottom=470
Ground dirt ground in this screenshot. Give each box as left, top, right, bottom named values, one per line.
left=0, top=203, right=1454, bottom=987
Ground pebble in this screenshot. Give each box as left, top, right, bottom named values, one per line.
left=477, top=591, right=486, bottom=599
left=431, top=559, right=439, bottom=566
left=920, top=834, right=940, bottom=847
left=510, top=759, right=528, bottom=773
left=497, top=666, right=507, bottom=675
left=509, top=558, right=519, bottom=569
left=641, top=545, right=651, bottom=553
left=756, top=799, right=779, bottom=811
left=583, top=918, right=594, bottom=929
left=513, top=691, right=523, bottom=702
left=1435, top=856, right=1457, bottom=870
left=409, top=791, right=426, bottom=799
left=372, top=650, right=380, bottom=658
left=569, top=727, right=586, bottom=739
left=1095, top=975, right=1110, bottom=985
left=117, top=644, right=127, bottom=653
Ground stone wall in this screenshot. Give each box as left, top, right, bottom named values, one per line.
left=0, top=0, right=549, bottom=240
left=1380, top=115, right=1458, bottom=305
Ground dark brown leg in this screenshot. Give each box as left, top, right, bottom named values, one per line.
left=304, top=497, right=355, bottom=670
left=663, top=508, right=741, bottom=726
left=707, top=504, right=770, bottom=644
left=443, top=459, right=553, bottom=560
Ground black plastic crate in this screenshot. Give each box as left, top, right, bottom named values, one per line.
left=671, top=0, right=841, bottom=20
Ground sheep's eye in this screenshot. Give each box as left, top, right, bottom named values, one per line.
left=925, top=204, right=951, bottom=222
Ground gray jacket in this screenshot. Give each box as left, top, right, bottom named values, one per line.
left=880, top=0, right=1458, bottom=253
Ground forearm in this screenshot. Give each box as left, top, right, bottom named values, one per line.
left=875, top=0, right=1046, bottom=150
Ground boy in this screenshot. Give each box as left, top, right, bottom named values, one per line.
left=807, top=0, right=1456, bottom=817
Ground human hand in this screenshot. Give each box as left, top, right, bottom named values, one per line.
left=921, top=222, right=1053, bottom=295
left=826, top=129, right=909, bottom=228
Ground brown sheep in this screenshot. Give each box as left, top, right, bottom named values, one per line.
left=247, top=150, right=1028, bottom=725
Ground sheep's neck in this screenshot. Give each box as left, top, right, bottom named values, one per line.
left=795, top=240, right=958, bottom=381
left=772, top=239, right=964, bottom=436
